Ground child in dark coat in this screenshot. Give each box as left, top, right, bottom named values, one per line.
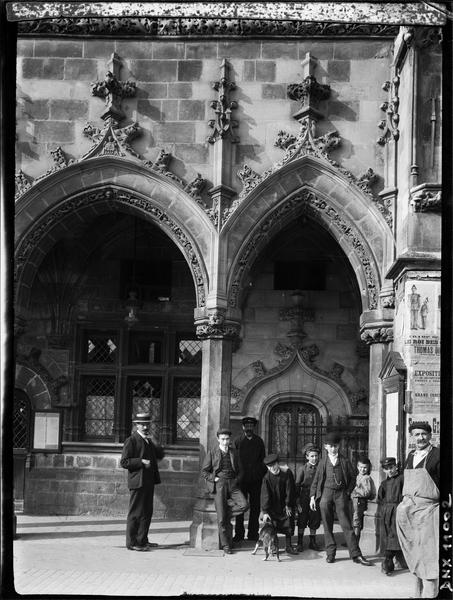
left=260, top=454, right=298, bottom=555
left=295, top=444, right=321, bottom=551
left=377, top=457, right=406, bottom=575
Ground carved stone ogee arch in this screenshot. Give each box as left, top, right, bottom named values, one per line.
left=15, top=158, right=214, bottom=310
left=242, top=351, right=352, bottom=426
left=223, top=156, right=394, bottom=312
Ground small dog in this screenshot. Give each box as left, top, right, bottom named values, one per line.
left=251, top=514, right=280, bottom=561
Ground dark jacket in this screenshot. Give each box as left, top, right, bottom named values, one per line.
left=120, top=432, right=164, bottom=490
left=261, top=468, right=295, bottom=517
left=405, top=445, right=440, bottom=489
left=232, top=433, right=266, bottom=484
left=295, top=462, right=319, bottom=501
left=310, top=453, right=356, bottom=501
left=201, top=446, right=241, bottom=493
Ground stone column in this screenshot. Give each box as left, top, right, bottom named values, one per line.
left=189, top=309, right=240, bottom=550
left=358, top=317, right=394, bottom=555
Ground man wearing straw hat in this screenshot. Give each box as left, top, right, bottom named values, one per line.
left=120, top=412, right=165, bottom=551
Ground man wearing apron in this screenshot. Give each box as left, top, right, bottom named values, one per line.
left=396, top=421, right=440, bottom=598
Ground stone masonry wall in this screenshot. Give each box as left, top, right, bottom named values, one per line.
left=24, top=451, right=199, bottom=518
left=16, top=38, right=393, bottom=196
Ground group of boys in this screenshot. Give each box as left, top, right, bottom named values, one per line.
left=122, top=413, right=440, bottom=598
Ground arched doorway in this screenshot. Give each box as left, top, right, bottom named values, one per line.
left=269, top=401, right=324, bottom=472
left=13, top=389, right=32, bottom=513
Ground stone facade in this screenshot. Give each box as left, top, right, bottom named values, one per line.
left=11, top=5, right=443, bottom=550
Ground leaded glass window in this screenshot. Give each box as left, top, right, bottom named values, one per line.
left=176, top=338, right=202, bottom=365
left=130, top=377, right=162, bottom=438
left=84, top=332, right=118, bottom=363
left=14, top=389, right=31, bottom=449
left=83, top=377, right=115, bottom=439
left=175, top=379, right=201, bottom=441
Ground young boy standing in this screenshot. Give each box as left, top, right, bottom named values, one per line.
left=378, top=457, right=406, bottom=575
left=295, top=444, right=321, bottom=551
left=351, top=456, right=376, bottom=543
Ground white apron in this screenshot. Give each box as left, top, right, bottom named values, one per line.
left=396, top=458, right=439, bottom=580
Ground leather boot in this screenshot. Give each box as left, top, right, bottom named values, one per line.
left=309, top=535, right=319, bottom=550
left=296, top=535, right=304, bottom=552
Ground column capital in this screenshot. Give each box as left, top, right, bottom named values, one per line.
left=360, top=323, right=394, bottom=345
left=195, top=307, right=241, bottom=340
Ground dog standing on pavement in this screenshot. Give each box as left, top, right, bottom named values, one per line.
left=251, top=514, right=280, bottom=561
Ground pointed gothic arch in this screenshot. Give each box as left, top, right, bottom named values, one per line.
left=223, top=155, right=394, bottom=313
left=14, top=157, right=213, bottom=311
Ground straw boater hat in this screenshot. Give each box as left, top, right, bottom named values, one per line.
left=132, top=412, right=151, bottom=423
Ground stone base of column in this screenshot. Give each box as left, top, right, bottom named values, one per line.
left=189, top=493, right=220, bottom=550
left=358, top=503, right=382, bottom=556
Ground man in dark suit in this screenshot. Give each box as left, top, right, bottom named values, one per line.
left=310, top=431, right=372, bottom=565
left=232, top=416, right=266, bottom=543
left=120, top=412, right=165, bottom=551
left=201, top=428, right=249, bottom=554
left=396, top=421, right=440, bottom=598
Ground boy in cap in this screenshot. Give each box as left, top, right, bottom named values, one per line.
left=261, top=454, right=298, bottom=555
left=350, top=455, right=376, bottom=544
left=310, top=431, right=372, bottom=565
left=202, top=428, right=249, bottom=554
left=232, top=416, right=266, bottom=543
left=120, top=412, right=165, bottom=551
left=295, top=444, right=321, bottom=551
left=377, top=457, right=406, bottom=576
left=396, top=421, right=440, bottom=598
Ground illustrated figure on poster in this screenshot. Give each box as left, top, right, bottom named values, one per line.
left=419, top=298, right=429, bottom=330
left=408, top=285, right=421, bottom=330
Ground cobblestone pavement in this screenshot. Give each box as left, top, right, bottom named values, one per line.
left=10, top=515, right=415, bottom=597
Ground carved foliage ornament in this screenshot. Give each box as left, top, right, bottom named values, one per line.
left=207, top=58, right=239, bottom=144
left=15, top=188, right=207, bottom=307
left=229, top=189, right=379, bottom=311
left=360, top=326, right=394, bottom=344
left=410, top=188, right=442, bottom=212
left=377, top=76, right=400, bottom=145
left=17, top=18, right=400, bottom=38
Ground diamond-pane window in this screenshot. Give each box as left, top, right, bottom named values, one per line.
left=84, top=332, right=117, bottom=363
left=130, top=377, right=162, bottom=438
left=83, top=377, right=115, bottom=439
left=177, top=338, right=202, bottom=365
left=128, top=332, right=163, bottom=364
left=14, top=390, right=31, bottom=449
left=176, top=379, right=201, bottom=441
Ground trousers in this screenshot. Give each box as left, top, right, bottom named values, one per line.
left=214, top=478, right=248, bottom=548
left=234, top=481, right=261, bottom=539
left=319, top=487, right=360, bottom=558
left=126, top=484, right=154, bottom=548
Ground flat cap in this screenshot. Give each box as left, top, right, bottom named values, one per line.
left=324, top=431, right=341, bottom=445
left=242, top=416, right=258, bottom=425
left=132, top=412, right=151, bottom=423
left=409, top=421, right=432, bottom=434
left=381, top=457, right=397, bottom=469
left=304, top=443, right=321, bottom=455
left=217, top=428, right=232, bottom=436
left=263, top=453, right=279, bottom=466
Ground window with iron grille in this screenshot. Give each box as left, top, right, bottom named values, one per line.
left=83, top=377, right=115, bottom=439
left=176, top=337, right=202, bottom=365
left=129, top=377, right=162, bottom=438
left=175, top=379, right=201, bottom=441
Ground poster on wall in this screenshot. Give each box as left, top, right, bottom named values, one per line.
left=32, top=411, right=62, bottom=452
left=404, top=279, right=441, bottom=357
